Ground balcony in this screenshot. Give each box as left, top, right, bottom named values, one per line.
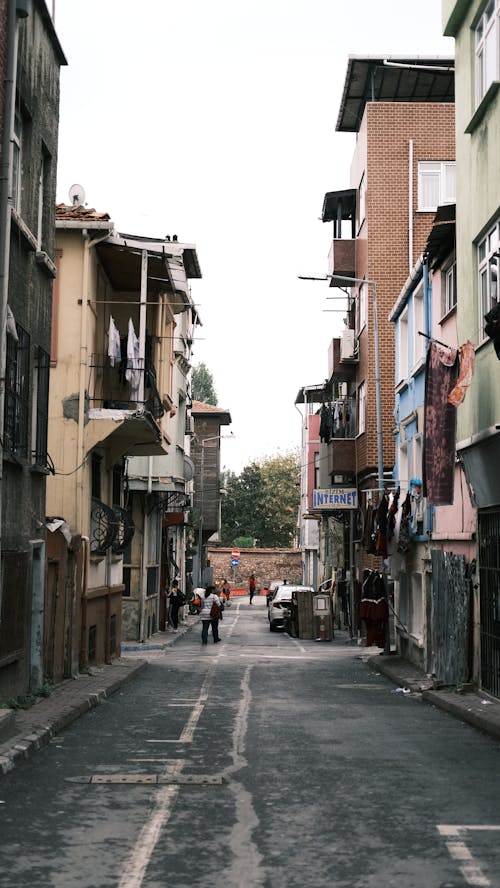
left=327, top=397, right=357, bottom=475
left=327, top=238, right=356, bottom=287
left=328, top=337, right=357, bottom=383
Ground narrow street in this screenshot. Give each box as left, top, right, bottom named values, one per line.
left=1, top=598, right=500, bottom=888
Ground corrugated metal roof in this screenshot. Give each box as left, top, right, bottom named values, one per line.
left=336, top=55, right=455, bottom=133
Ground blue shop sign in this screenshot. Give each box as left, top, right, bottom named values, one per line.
left=312, top=488, right=357, bottom=509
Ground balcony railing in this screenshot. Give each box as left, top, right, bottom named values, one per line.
left=88, top=352, right=164, bottom=419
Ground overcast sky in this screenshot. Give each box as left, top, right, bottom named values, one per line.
left=53, top=0, right=454, bottom=474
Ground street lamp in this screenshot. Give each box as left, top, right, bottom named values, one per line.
left=196, top=432, right=235, bottom=586
left=298, top=273, right=383, bottom=494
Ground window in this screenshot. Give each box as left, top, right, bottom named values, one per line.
left=399, top=441, right=408, bottom=489
left=411, top=434, right=423, bottom=483
left=91, top=453, right=102, bottom=500
left=4, top=323, right=30, bottom=458
left=12, top=108, right=22, bottom=213
left=358, top=172, right=366, bottom=228
left=444, top=260, right=457, bottom=314
left=412, top=284, right=425, bottom=367
left=357, top=381, right=366, bottom=435
left=37, top=149, right=51, bottom=250
left=478, top=218, right=499, bottom=332
left=398, top=308, right=409, bottom=383
left=32, top=347, right=50, bottom=466
left=418, top=162, right=456, bottom=211
left=476, top=0, right=500, bottom=104
left=358, top=281, right=367, bottom=332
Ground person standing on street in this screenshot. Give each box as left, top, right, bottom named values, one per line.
left=200, top=585, right=222, bottom=644
left=249, top=573, right=256, bottom=605
left=169, top=580, right=185, bottom=631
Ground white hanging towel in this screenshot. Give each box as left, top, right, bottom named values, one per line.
left=125, top=318, right=141, bottom=400
left=107, top=315, right=122, bottom=367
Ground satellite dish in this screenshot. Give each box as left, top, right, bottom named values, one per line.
left=69, top=183, right=86, bottom=206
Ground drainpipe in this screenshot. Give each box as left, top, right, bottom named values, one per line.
left=408, top=139, right=414, bottom=274
left=0, top=0, right=28, bottom=610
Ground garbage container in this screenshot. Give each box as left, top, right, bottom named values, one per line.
left=313, top=594, right=333, bottom=641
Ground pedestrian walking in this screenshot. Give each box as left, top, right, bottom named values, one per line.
left=249, top=573, right=256, bottom=604
left=200, top=585, right=223, bottom=645
left=168, top=580, right=186, bottom=631
left=219, top=578, right=231, bottom=607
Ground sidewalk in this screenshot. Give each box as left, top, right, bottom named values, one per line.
left=367, top=652, right=500, bottom=742
left=0, top=615, right=199, bottom=777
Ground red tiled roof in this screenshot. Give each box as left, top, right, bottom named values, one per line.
left=191, top=400, right=229, bottom=414
left=55, top=203, right=111, bottom=222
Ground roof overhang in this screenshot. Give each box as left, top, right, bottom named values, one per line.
left=336, top=55, right=455, bottom=132
left=321, top=189, right=357, bottom=224
left=86, top=409, right=169, bottom=462
left=425, top=204, right=456, bottom=269
left=295, top=383, right=329, bottom=405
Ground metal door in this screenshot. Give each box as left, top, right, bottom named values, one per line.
left=478, top=508, right=500, bottom=697
left=431, top=550, right=470, bottom=686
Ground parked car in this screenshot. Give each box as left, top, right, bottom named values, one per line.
left=268, top=584, right=315, bottom=632
left=266, top=580, right=283, bottom=606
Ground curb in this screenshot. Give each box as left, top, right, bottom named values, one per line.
left=367, top=654, right=500, bottom=742
left=0, top=659, right=147, bottom=777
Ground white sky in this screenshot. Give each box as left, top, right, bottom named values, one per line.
left=53, top=0, right=454, bottom=474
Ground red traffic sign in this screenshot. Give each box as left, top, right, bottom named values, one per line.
left=231, top=549, right=240, bottom=559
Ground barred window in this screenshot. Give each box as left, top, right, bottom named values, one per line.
left=5, top=324, right=30, bottom=458
left=33, top=347, right=50, bottom=466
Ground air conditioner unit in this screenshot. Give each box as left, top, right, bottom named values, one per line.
left=340, top=329, right=358, bottom=361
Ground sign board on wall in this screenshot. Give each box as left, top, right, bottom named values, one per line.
left=312, top=488, right=358, bottom=509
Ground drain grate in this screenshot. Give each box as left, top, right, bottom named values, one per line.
left=66, top=773, right=224, bottom=786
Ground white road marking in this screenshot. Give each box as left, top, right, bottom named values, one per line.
left=437, top=824, right=500, bottom=887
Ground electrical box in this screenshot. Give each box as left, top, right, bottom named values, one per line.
left=340, top=329, right=358, bottom=361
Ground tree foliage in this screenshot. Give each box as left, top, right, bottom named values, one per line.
left=191, top=362, right=217, bottom=405
left=220, top=450, right=300, bottom=548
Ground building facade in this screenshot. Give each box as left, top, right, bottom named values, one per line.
left=0, top=0, right=65, bottom=701
left=443, top=0, right=500, bottom=695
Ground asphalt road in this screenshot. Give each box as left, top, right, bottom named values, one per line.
left=1, top=597, right=500, bottom=888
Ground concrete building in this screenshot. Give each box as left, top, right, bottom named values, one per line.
left=389, top=208, right=476, bottom=675
left=443, top=0, right=500, bottom=696
left=47, top=205, right=201, bottom=666
left=0, top=0, right=65, bottom=701
left=191, top=401, right=232, bottom=587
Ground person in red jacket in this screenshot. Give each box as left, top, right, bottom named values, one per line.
left=249, top=574, right=256, bottom=604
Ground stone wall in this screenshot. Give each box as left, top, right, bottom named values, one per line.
left=208, top=547, right=302, bottom=590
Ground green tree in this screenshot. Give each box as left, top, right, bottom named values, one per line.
left=191, top=362, right=217, bottom=405
left=220, top=450, right=300, bottom=548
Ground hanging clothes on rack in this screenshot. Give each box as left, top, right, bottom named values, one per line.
left=125, top=318, right=141, bottom=401
left=375, top=493, right=389, bottom=558
left=397, top=491, right=412, bottom=553
left=107, top=315, right=122, bottom=367
left=319, top=403, right=333, bottom=443
left=359, top=570, right=388, bottom=648
left=447, top=340, right=475, bottom=407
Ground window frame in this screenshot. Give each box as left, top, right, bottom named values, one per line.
left=444, top=258, right=458, bottom=315
left=4, top=323, right=30, bottom=459
left=412, top=283, right=425, bottom=369
left=12, top=107, right=22, bottom=213
left=358, top=281, right=367, bottom=333
left=478, top=217, right=499, bottom=338
left=417, top=161, right=456, bottom=211
left=357, top=381, right=366, bottom=436
left=32, top=347, right=50, bottom=467
left=475, top=0, right=500, bottom=105
left=358, top=172, right=366, bottom=230
left=397, top=307, right=409, bottom=384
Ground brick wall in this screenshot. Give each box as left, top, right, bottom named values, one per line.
left=353, top=102, right=456, bottom=480
left=208, top=548, right=302, bottom=590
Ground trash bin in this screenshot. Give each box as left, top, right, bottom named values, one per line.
left=313, top=594, right=333, bottom=641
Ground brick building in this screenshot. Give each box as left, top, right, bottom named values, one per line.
left=301, top=55, right=455, bottom=628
